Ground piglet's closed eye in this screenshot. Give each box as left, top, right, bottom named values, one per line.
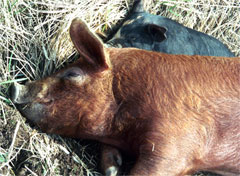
left=57, top=67, right=87, bottom=83
left=58, top=67, right=83, bottom=77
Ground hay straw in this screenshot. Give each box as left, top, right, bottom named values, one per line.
left=0, top=0, right=239, bottom=175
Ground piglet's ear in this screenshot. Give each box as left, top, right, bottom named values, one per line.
left=147, top=24, right=167, bottom=43
left=70, top=18, right=109, bottom=69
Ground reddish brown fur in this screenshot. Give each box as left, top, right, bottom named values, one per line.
left=11, top=19, right=240, bottom=176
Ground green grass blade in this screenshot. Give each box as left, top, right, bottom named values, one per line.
left=0, top=78, right=28, bottom=85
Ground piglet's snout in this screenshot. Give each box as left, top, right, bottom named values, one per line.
left=10, top=82, right=29, bottom=104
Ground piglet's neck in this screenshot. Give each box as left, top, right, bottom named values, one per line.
left=106, top=48, right=152, bottom=154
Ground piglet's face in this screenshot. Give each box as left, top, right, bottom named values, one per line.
left=11, top=19, right=115, bottom=138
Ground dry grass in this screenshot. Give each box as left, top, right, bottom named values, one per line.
left=0, top=0, right=239, bottom=175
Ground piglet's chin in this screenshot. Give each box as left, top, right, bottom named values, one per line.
left=17, top=102, right=46, bottom=125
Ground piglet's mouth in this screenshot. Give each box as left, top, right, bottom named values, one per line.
left=10, top=82, right=49, bottom=124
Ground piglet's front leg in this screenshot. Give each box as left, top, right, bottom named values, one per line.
left=128, top=141, right=198, bottom=176
left=101, top=144, right=122, bottom=176
left=129, top=155, right=195, bottom=176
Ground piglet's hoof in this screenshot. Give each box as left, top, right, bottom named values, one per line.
left=105, top=166, right=119, bottom=176
left=101, top=145, right=122, bottom=176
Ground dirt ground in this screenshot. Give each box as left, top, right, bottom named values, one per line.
left=0, top=0, right=239, bottom=175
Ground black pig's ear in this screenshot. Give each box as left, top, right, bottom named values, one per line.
left=146, top=24, right=167, bottom=43
left=70, top=18, right=110, bottom=69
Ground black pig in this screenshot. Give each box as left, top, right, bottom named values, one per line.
left=106, top=0, right=234, bottom=57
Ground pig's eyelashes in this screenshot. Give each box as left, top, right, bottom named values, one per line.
left=59, top=67, right=87, bottom=84
left=61, top=67, right=85, bottom=79
left=64, top=71, right=80, bottom=78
